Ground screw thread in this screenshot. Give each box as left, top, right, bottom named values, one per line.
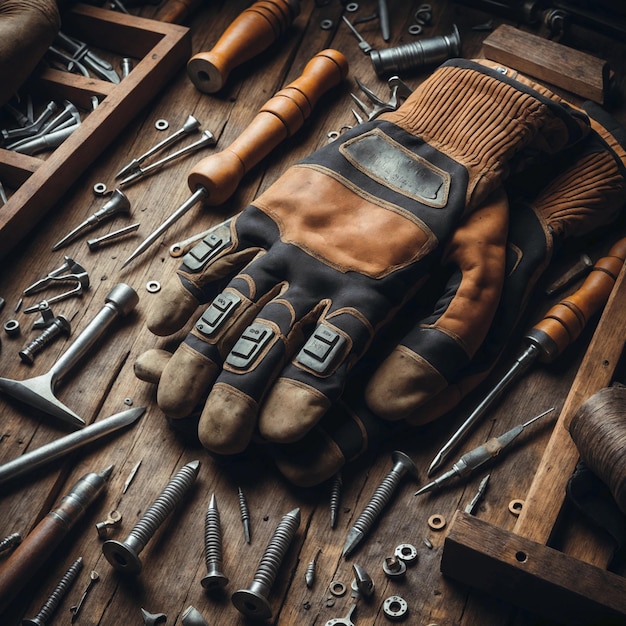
left=31, top=557, right=83, bottom=624
left=237, top=486, right=250, bottom=524
left=204, top=494, right=223, bottom=570
left=126, top=460, right=199, bottom=553
left=19, top=317, right=69, bottom=363
left=0, top=532, right=21, bottom=554
left=353, top=466, right=405, bottom=535
left=252, top=508, right=300, bottom=594
left=329, top=472, right=342, bottom=529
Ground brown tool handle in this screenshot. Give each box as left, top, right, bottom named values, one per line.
left=531, top=237, right=626, bottom=361
left=186, top=0, right=301, bottom=93
left=155, top=0, right=204, bottom=24
left=187, top=48, right=349, bottom=206
left=0, top=514, right=68, bottom=613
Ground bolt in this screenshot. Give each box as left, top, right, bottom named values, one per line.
left=305, top=548, right=321, bottom=589
left=201, top=493, right=229, bottom=590
left=22, top=557, right=83, bottom=626
left=343, top=451, right=418, bottom=557
left=103, top=460, right=200, bottom=574
left=232, top=507, right=300, bottom=620
left=19, top=315, right=71, bottom=365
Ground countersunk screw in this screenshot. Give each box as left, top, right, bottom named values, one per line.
left=19, top=315, right=71, bottom=365
left=238, top=486, right=251, bottom=544
left=103, top=460, right=200, bottom=575
left=23, top=556, right=83, bottom=626
left=343, top=451, right=418, bottom=558
left=232, top=507, right=301, bottom=620
left=201, top=493, right=228, bottom=590
left=329, top=471, right=342, bottom=529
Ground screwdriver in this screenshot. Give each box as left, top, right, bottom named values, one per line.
left=121, top=48, right=349, bottom=269
left=415, top=408, right=554, bottom=495
left=427, top=236, right=626, bottom=477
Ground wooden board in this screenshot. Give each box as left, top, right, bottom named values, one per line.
left=0, top=4, right=191, bottom=260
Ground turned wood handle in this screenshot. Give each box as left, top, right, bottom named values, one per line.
left=531, top=237, right=626, bottom=360
left=155, top=0, right=204, bottom=24
left=186, top=0, right=301, bottom=93
left=187, top=49, right=349, bottom=206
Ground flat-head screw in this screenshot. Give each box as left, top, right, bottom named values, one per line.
left=201, top=493, right=229, bottom=590
left=103, top=460, right=200, bottom=575
left=343, top=451, right=418, bottom=558
left=232, top=507, right=300, bottom=620
left=22, top=556, right=83, bottom=625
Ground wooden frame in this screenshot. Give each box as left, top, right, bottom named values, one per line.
left=0, top=4, right=191, bottom=259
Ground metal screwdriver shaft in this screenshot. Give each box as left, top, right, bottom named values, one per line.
left=342, top=451, right=418, bottom=558
left=120, top=49, right=348, bottom=269
left=427, top=237, right=626, bottom=477
left=416, top=408, right=554, bottom=496
left=103, top=460, right=200, bottom=575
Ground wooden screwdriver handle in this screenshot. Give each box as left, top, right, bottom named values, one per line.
left=187, top=48, right=349, bottom=206
left=155, top=0, right=204, bottom=24
left=187, top=0, right=301, bottom=93
left=531, top=237, right=626, bottom=360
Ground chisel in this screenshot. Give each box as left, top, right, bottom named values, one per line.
left=121, top=48, right=349, bottom=268
left=428, top=237, right=626, bottom=477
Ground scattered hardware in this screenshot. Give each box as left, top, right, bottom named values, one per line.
left=428, top=514, right=447, bottom=531
left=19, top=314, right=71, bottom=365
left=350, top=75, right=412, bottom=122
left=87, top=223, right=141, bottom=251
left=465, top=474, right=491, bottom=515
left=382, top=595, right=409, bottom=621
left=232, top=508, right=301, bottom=620
left=201, top=493, right=229, bottom=590
left=181, top=605, right=209, bottom=626
left=70, top=569, right=99, bottom=623
left=545, top=253, right=593, bottom=296
left=53, top=189, right=131, bottom=250
left=93, top=182, right=108, bottom=196
left=0, top=533, right=21, bottom=556
left=238, top=486, right=251, bottom=544
left=329, top=581, right=347, bottom=597
left=22, top=557, right=84, bottom=626
left=141, top=608, right=167, bottom=626
left=329, top=472, right=343, bottom=529
left=382, top=555, right=406, bottom=579
left=3, top=319, right=19, bottom=337
left=155, top=118, right=169, bottom=130
left=509, top=499, right=524, bottom=516
left=343, top=451, right=418, bottom=557
left=417, top=409, right=554, bottom=495
left=103, top=460, right=201, bottom=575
left=351, top=563, right=374, bottom=598
left=409, top=3, right=433, bottom=35
left=394, top=543, right=418, bottom=564
left=325, top=602, right=357, bottom=626
left=0, top=283, right=139, bottom=427
left=305, top=548, right=322, bottom=588
left=95, top=510, right=123, bottom=540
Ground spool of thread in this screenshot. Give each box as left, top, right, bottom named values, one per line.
left=569, top=386, right=626, bottom=516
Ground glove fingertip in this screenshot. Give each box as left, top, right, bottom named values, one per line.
left=146, top=277, right=200, bottom=336
left=134, top=348, right=171, bottom=384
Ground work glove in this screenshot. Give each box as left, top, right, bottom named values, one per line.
left=0, top=0, right=60, bottom=107
left=135, top=58, right=590, bottom=458
left=271, top=100, right=626, bottom=486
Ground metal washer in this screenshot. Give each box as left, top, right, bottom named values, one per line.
left=146, top=280, right=161, bottom=293
left=328, top=581, right=346, bottom=597
left=394, top=543, right=418, bottom=563
left=383, top=595, right=408, bottom=621
left=155, top=119, right=169, bottom=131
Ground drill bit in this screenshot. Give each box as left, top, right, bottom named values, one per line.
left=415, top=408, right=554, bottom=496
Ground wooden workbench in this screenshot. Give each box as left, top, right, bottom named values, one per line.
left=1, top=1, right=626, bottom=624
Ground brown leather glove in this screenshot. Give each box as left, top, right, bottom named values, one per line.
left=272, top=100, right=626, bottom=486
left=135, top=58, right=590, bottom=459
left=0, top=0, right=60, bottom=107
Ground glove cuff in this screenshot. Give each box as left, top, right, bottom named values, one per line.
left=381, top=59, right=590, bottom=211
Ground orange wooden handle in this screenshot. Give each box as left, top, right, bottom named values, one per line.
left=533, top=237, right=626, bottom=357
left=155, top=0, right=204, bottom=24
left=187, top=49, right=349, bottom=206
left=186, top=0, right=300, bottom=93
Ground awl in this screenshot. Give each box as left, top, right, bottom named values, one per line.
left=428, top=237, right=626, bottom=477
left=121, top=49, right=349, bottom=268
left=416, top=408, right=554, bottom=495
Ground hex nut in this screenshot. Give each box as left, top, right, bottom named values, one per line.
left=394, top=543, right=418, bottom=564
left=383, top=595, right=408, bottom=621
left=3, top=319, right=20, bottom=337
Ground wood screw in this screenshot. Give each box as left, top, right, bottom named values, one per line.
left=232, top=508, right=301, bottom=620
left=201, top=493, right=229, bottom=590
left=102, top=460, right=200, bottom=575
